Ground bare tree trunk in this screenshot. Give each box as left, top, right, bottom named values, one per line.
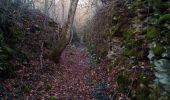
left=51, top=0, right=79, bottom=63
left=61, top=0, right=65, bottom=26
left=31, top=0, right=35, bottom=9
left=44, top=0, right=49, bottom=15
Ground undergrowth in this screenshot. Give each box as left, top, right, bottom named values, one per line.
left=0, top=1, right=27, bottom=78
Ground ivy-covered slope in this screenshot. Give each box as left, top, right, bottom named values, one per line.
left=82, top=0, right=170, bottom=99
left=0, top=1, right=60, bottom=78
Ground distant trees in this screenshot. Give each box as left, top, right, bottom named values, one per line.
left=0, top=0, right=36, bottom=9
left=100, top=0, right=109, bottom=4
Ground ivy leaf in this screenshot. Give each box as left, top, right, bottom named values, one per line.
left=159, top=14, right=170, bottom=23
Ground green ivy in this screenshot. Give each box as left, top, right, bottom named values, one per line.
left=159, top=14, right=170, bottom=23
left=0, top=33, right=15, bottom=78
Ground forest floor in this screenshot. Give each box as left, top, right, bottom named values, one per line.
left=1, top=44, right=118, bottom=100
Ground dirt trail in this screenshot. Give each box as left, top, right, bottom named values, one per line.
left=54, top=45, right=92, bottom=99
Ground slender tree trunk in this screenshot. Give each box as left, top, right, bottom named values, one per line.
left=51, top=0, right=79, bottom=63
left=61, top=0, right=65, bottom=26
left=31, top=0, right=35, bottom=9
left=44, top=0, right=49, bottom=15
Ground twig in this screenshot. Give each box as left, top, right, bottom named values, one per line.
left=111, top=90, right=118, bottom=100
left=127, top=67, right=137, bottom=96
left=19, top=66, right=25, bottom=98
left=127, top=79, right=135, bottom=96
left=40, top=42, right=44, bottom=69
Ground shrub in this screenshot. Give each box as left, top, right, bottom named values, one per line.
left=0, top=32, right=16, bottom=77
left=0, top=0, right=26, bottom=78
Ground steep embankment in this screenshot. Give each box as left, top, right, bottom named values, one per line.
left=0, top=3, right=96, bottom=99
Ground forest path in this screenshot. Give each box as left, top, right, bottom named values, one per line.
left=54, top=44, right=115, bottom=99
left=54, top=45, right=93, bottom=99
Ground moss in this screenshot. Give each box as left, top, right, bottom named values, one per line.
left=49, top=96, right=58, bottom=100
left=123, top=31, right=134, bottom=40
left=151, top=43, right=165, bottom=56
left=123, top=31, right=138, bottom=48
left=145, top=26, right=158, bottom=40
left=123, top=48, right=137, bottom=57
left=126, top=39, right=139, bottom=48
left=123, top=30, right=141, bottom=57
